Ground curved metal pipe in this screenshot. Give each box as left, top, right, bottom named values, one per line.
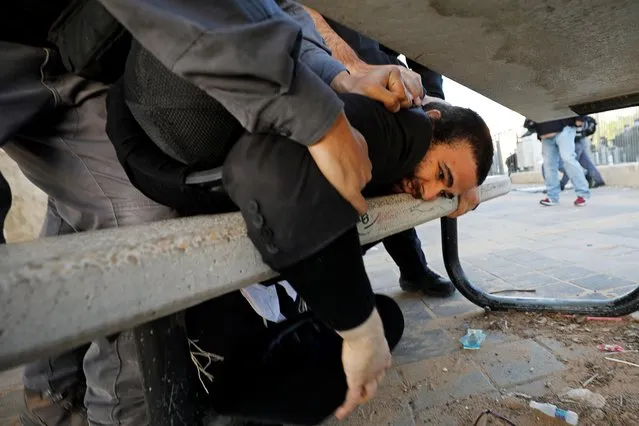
left=441, top=217, right=639, bottom=316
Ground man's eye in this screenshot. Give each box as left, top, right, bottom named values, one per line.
left=438, top=169, right=445, bottom=180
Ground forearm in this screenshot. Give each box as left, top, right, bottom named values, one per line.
left=279, top=1, right=347, bottom=85
left=99, top=0, right=342, bottom=146
left=301, top=5, right=366, bottom=71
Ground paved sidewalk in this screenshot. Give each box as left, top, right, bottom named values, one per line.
left=2, top=185, right=639, bottom=425
left=323, top=185, right=639, bottom=425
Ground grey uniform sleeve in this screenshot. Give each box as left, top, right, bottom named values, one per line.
left=98, top=0, right=343, bottom=146
left=277, top=0, right=347, bottom=85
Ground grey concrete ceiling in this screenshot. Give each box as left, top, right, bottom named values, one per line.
left=302, top=0, right=639, bottom=121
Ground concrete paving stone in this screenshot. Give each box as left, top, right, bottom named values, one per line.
left=395, top=294, right=433, bottom=321
left=321, top=368, right=414, bottom=426
left=465, top=254, right=516, bottom=268
left=603, top=285, right=639, bottom=298
left=532, top=282, right=587, bottom=298
left=424, top=292, right=484, bottom=318
left=499, top=252, right=556, bottom=266
left=0, top=389, right=23, bottom=421
left=608, top=267, right=639, bottom=283
left=415, top=408, right=462, bottom=426
left=479, top=330, right=521, bottom=347
left=397, top=360, right=433, bottom=386
left=600, top=226, right=639, bottom=240
left=502, top=272, right=563, bottom=288
left=511, top=236, right=557, bottom=251
left=492, top=248, right=538, bottom=259
left=570, top=274, right=637, bottom=291
left=534, top=336, right=590, bottom=362
left=527, top=232, right=572, bottom=243
left=541, top=265, right=598, bottom=281
left=0, top=369, right=23, bottom=396
left=320, top=395, right=414, bottom=426
left=393, top=328, right=460, bottom=366
left=575, top=251, right=631, bottom=275
left=363, top=250, right=395, bottom=268
left=473, top=339, right=566, bottom=387
left=508, top=255, right=566, bottom=271
left=369, top=268, right=400, bottom=291
left=411, top=368, right=497, bottom=411
left=483, top=264, right=536, bottom=280
left=476, top=278, right=512, bottom=293
left=462, top=266, right=499, bottom=284
left=599, top=246, right=639, bottom=258
left=506, top=378, right=556, bottom=398
left=580, top=260, right=639, bottom=280
left=383, top=368, right=404, bottom=387
left=379, top=286, right=404, bottom=299
left=577, top=292, right=611, bottom=300
left=552, top=250, right=604, bottom=265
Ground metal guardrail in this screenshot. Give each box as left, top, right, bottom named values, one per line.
left=442, top=218, right=639, bottom=316
left=0, top=176, right=512, bottom=370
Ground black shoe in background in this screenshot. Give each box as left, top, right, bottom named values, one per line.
left=399, top=268, right=455, bottom=298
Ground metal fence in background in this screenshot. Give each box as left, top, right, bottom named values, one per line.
left=491, top=106, right=639, bottom=175
left=589, top=109, right=639, bottom=166
left=488, top=138, right=505, bottom=176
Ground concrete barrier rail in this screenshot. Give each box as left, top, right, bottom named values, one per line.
left=0, top=176, right=511, bottom=371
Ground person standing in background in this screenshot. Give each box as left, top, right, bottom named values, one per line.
left=523, top=117, right=591, bottom=206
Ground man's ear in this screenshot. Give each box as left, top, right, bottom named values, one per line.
left=426, top=109, right=442, bottom=120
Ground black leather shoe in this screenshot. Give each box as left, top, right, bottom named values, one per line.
left=399, top=268, right=456, bottom=298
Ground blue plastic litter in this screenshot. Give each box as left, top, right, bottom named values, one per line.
left=459, top=329, right=486, bottom=350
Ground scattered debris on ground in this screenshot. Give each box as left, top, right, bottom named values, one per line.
left=558, top=387, right=606, bottom=409
left=460, top=329, right=487, bottom=350
left=420, top=310, right=639, bottom=425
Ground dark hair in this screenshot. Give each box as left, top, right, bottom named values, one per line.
left=424, top=103, right=494, bottom=185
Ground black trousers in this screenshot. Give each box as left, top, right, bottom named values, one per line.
left=0, top=170, right=10, bottom=244
left=381, top=228, right=429, bottom=280
left=185, top=292, right=405, bottom=426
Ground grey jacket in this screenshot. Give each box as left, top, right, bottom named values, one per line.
left=98, top=0, right=346, bottom=147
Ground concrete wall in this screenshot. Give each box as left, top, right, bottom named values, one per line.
left=0, top=151, right=47, bottom=243
left=510, top=162, right=639, bottom=188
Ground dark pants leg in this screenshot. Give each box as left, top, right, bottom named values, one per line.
left=1, top=41, right=176, bottom=426
left=0, top=170, right=9, bottom=244
left=576, top=137, right=605, bottom=185
left=382, top=228, right=428, bottom=280
left=186, top=293, right=404, bottom=426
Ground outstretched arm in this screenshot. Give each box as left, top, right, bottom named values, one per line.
left=302, top=4, right=424, bottom=105
left=301, top=5, right=364, bottom=71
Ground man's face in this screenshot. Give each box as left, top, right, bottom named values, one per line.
left=399, top=140, right=477, bottom=201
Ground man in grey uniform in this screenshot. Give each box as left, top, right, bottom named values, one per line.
left=1, top=39, right=178, bottom=425
left=1, top=0, right=426, bottom=424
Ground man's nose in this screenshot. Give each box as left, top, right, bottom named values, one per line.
left=421, top=185, right=440, bottom=202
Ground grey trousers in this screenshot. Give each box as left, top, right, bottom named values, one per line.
left=1, top=41, right=177, bottom=425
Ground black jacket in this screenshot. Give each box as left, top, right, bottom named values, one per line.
left=523, top=117, right=583, bottom=139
